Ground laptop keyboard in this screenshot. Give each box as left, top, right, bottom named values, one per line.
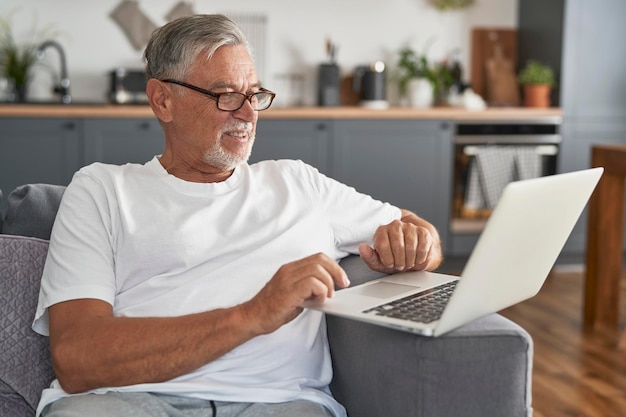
left=363, top=280, right=459, bottom=324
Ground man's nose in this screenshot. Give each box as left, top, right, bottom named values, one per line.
left=232, top=98, right=257, bottom=121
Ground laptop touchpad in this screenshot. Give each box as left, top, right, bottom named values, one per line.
left=352, top=282, right=418, bottom=299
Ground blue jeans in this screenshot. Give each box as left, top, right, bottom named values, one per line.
left=42, top=393, right=333, bottom=417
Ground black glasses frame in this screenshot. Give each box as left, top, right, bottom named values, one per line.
left=161, top=79, right=276, bottom=111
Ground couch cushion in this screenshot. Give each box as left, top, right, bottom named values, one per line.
left=0, top=380, right=35, bottom=417
left=0, top=235, right=55, bottom=415
left=2, top=184, right=65, bottom=240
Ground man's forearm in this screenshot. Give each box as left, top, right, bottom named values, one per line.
left=50, top=300, right=255, bottom=394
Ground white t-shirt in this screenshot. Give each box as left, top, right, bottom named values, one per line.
left=33, top=157, right=401, bottom=417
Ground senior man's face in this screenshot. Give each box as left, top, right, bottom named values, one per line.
left=172, top=44, right=259, bottom=173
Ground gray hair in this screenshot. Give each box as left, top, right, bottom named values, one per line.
left=143, top=14, right=251, bottom=80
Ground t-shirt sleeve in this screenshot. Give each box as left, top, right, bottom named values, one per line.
left=32, top=171, right=117, bottom=336
left=300, top=162, right=402, bottom=255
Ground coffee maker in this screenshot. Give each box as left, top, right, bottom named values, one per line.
left=353, top=61, right=388, bottom=109
left=317, top=38, right=340, bottom=106
left=317, top=63, right=340, bottom=106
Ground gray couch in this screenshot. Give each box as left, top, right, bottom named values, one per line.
left=0, top=184, right=534, bottom=417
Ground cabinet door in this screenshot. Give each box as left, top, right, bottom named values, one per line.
left=558, top=121, right=626, bottom=254
left=331, top=119, right=453, bottom=251
left=0, top=117, right=82, bottom=213
left=83, top=118, right=164, bottom=165
left=561, top=0, right=626, bottom=120
left=559, top=0, right=626, bottom=254
left=251, top=119, right=331, bottom=175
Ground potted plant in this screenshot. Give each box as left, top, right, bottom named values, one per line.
left=0, top=12, right=57, bottom=102
left=396, top=47, right=454, bottom=108
left=517, top=60, right=555, bottom=108
left=397, top=47, right=435, bottom=108
left=427, top=0, right=475, bottom=11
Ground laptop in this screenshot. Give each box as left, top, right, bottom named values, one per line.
left=306, top=168, right=603, bottom=336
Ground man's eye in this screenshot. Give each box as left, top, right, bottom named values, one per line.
left=220, top=93, right=240, bottom=101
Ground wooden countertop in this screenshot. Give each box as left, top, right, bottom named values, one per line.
left=0, top=104, right=562, bottom=122
left=262, top=106, right=562, bottom=122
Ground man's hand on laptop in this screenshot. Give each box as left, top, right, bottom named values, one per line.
left=359, top=209, right=443, bottom=274
left=241, top=253, right=350, bottom=334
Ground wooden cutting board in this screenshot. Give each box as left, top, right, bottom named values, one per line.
left=471, top=28, right=519, bottom=106
left=485, top=43, right=520, bottom=106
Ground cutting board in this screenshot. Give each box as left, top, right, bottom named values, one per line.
left=471, top=28, right=519, bottom=106
left=485, top=43, right=520, bottom=106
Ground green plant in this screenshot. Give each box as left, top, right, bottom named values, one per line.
left=517, top=60, right=555, bottom=86
left=428, top=0, right=475, bottom=11
left=396, top=46, right=454, bottom=98
left=0, top=10, right=59, bottom=100
left=397, top=47, right=434, bottom=95
left=0, top=35, right=39, bottom=90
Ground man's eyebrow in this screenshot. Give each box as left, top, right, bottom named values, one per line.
left=210, top=82, right=263, bottom=91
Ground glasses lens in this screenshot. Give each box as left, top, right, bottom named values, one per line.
left=254, top=92, right=274, bottom=110
left=217, top=93, right=245, bottom=111
left=216, top=91, right=275, bottom=111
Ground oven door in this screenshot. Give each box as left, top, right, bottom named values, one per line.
left=450, top=120, right=562, bottom=256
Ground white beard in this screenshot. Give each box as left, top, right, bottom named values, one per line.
left=202, top=123, right=255, bottom=171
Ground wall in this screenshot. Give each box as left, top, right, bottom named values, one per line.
left=0, top=0, right=517, bottom=105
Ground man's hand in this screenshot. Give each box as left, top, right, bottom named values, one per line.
left=359, top=209, right=443, bottom=273
left=240, top=253, right=349, bottom=335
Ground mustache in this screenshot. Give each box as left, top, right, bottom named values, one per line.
left=221, top=122, right=254, bottom=133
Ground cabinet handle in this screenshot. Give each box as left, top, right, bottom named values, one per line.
left=316, top=123, right=326, bottom=131
left=440, top=122, right=450, bottom=131
left=63, top=121, right=76, bottom=130
left=139, top=122, right=151, bottom=130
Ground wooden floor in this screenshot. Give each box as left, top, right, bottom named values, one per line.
left=500, top=267, right=626, bottom=417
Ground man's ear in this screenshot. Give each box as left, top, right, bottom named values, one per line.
left=146, top=79, right=173, bottom=123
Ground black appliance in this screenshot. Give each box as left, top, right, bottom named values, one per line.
left=317, top=63, right=340, bottom=106
left=353, top=61, right=388, bottom=109
left=109, top=68, right=148, bottom=104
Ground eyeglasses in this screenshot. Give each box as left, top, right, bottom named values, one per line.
left=161, top=79, right=276, bottom=111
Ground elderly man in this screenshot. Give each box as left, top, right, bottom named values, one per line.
left=33, top=14, right=442, bottom=417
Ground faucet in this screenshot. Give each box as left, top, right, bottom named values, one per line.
left=37, top=40, right=71, bottom=104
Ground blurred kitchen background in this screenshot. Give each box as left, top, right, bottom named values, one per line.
left=0, top=0, right=518, bottom=105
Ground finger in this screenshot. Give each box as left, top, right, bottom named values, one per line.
left=310, top=253, right=350, bottom=289
left=403, top=225, right=418, bottom=269
left=388, top=224, right=406, bottom=270
left=358, top=243, right=387, bottom=273
left=372, top=224, right=396, bottom=269
left=299, top=277, right=334, bottom=303
left=292, top=253, right=349, bottom=293
left=415, top=227, right=433, bottom=265
left=358, top=243, right=377, bottom=265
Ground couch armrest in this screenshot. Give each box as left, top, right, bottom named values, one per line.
left=0, top=235, right=55, bottom=417
left=331, top=256, right=533, bottom=417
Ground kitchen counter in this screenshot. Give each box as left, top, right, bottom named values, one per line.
left=0, top=103, right=156, bottom=118
left=262, top=106, right=562, bottom=122
left=0, top=103, right=562, bottom=121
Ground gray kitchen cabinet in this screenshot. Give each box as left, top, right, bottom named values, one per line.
left=83, top=118, right=165, bottom=165
left=251, top=118, right=331, bottom=175
left=0, top=117, right=83, bottom=213
left=519, top=0, right=626, bottom=255
left=251, top=118, right=452, bottom=251
left=331, top=119, right=453, bottom=251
